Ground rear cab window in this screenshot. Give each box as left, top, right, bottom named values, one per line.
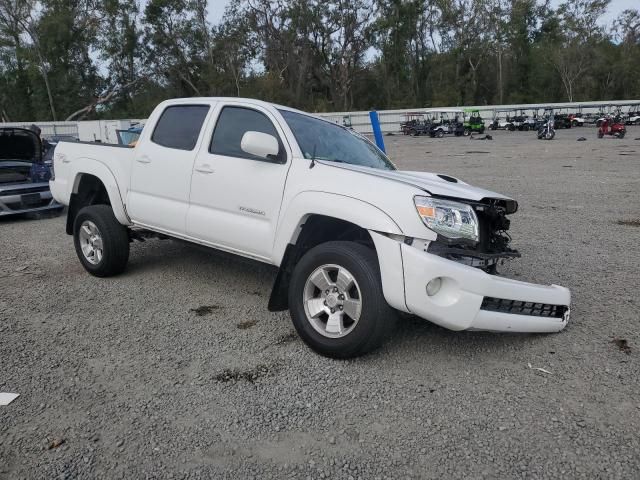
left=151, top=105, right=210, bottom=151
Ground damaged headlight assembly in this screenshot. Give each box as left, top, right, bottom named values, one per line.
left=414, top=196, right=479, bottom=243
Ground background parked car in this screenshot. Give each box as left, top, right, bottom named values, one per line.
left=0, top=126, right=63, bottom=217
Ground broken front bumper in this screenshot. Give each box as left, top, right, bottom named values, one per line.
left=401, top=244, right=570, bottom=333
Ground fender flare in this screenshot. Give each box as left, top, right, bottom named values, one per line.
left=272, top=191, right=402, bottom=265
left=68, top=159, right=130, bottom=226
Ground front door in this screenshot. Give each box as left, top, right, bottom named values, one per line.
left=186, top=104, right=292, bottom=261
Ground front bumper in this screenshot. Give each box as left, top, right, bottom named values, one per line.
left=402, top=244, right=570, bottom=333
left=0, top=182, right=63, bottom=216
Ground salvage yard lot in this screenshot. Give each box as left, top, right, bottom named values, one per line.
left=1, top=127, right=639, bottom=479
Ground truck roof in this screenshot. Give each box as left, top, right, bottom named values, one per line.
left=158, top=97, right=309, bottom=116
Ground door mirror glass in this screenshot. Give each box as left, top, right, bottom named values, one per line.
left=240, top=131, right=280, bottom=161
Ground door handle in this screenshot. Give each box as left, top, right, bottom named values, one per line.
left=195, top=164, right=214, bottom=174
left=136, top=155, right=152, bottom=164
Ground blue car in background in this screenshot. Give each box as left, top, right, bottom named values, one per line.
left=0, top=127, right=64, bottom=217
left=116, top=126, right=143, bottom=146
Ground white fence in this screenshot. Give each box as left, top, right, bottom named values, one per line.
left=2, top=100, right=638, bottom=142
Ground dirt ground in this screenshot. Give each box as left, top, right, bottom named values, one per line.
left=1, top=126, right=639, bottom=479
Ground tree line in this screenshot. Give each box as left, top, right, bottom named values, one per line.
left=0, top=0, right=638, bottom=122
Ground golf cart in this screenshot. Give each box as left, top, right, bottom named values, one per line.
left=511, top=110, right=536, bottom=131
left=462, top=109, right=485, bottom=135
left=551, top=109, right=572, bottom=129
left=624, top=104, right=640, bottom=125
left=426, top=109, right=465, bottom=138
left=567, top=107, right=585, bottom=127
left=594, top=106, right=622, bottom=127
left=488, top=109, right=516, bottom=131
left=400, top=112, right=431, bottom=136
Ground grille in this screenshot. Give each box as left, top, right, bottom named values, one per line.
left=481, top=297, right=568, bottom=318
left=0, top=186, right=49, bottom=196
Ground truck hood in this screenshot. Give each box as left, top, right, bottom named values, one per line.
left=324, top=162, right=513, bottom=202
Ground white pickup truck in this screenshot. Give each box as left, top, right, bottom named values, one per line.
left=50, top=98, right=571, bottom=358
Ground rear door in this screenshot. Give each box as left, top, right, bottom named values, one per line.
left=127, top=103, right=211, bottom=234
left=186, top=103, right=292, bottom=261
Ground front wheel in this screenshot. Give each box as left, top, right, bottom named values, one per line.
left=288, top=241, right=396, bottom=358
left=463, top=128, right=471, bottom=136
left=436, top=129, right=445, bottom=138
left=73, top=205, right=130, bottom=277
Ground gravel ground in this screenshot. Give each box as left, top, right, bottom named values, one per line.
left=1, top=126, right=639, bottom=479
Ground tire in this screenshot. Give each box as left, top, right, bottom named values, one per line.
left=508, top=124, right=515, bottom=131
left=463, top=128, right=471, bottom=136
left=73, top=205, right=130, bottom=277
left=288, top=241, right=396, bottom=359
left=597, top=131, right=604, bottom=138
left=523, top=124, right=530, bottom=131
left=635, top=119, right=640, bottom=126
left=545, top=130, right=555, bottom=140
left=479, top=126, right=485, bottom=134
left=436, top=129, right=444, bottom=138
left=618, top=131, right=625, bottom=139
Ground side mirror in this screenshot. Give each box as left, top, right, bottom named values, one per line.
left=240, top=131, right=280, bottom=162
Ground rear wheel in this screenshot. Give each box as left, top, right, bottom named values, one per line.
left=288, top=241, right=396, bottom=358
left=73, top=205, right=130, bottom=277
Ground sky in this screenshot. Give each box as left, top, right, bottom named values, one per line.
left=208, top=0, right=638, bottom=27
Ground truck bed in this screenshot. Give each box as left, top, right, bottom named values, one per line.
left=51, top=141, right=136, bottom=206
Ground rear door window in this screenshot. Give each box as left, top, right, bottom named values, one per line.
left=151, top=105, right=209, bottom=151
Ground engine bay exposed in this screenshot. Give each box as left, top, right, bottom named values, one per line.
left=427, top=198, right=521, bottom=272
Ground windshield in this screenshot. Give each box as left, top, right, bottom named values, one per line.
left=279, top=110, right=396, bottom=170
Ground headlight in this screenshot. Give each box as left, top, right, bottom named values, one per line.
left=414, top=196, right=479, bottom=242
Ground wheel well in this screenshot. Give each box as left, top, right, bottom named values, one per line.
left=268, top=215, right=375, bottom=312
left=66, top=174, right=111, bottom=235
